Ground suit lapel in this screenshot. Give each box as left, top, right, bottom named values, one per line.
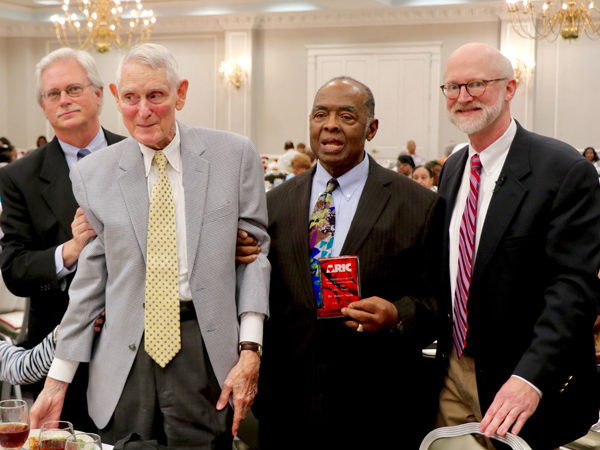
left=471, top=123, right=530, bottom=285
left=40, top=138, right=79, bottom=237
left=285, top=169, right=317, bottom=307
left=340, top=156, right=391, bottom=256
left=103, top=127, right=125, bottom=146
left=117, top=138, right=150, bottom=261
left=178, top=122, right=209, bottom=278
left=438, top=146, right=468, bottom=299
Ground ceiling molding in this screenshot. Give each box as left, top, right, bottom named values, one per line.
left=0, top=2, right=506, bottom=38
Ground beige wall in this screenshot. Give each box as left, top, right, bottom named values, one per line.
left=251, top=21, right=501, bottom=157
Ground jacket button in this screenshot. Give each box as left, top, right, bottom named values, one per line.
left=129, top=344, right=136, bottom=351
left=559, top=388, right=565, bottom=394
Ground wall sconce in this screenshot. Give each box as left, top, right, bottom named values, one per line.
left=502, top=51, right=535, bottom=85
left=219, top=60, right=247, bottom=89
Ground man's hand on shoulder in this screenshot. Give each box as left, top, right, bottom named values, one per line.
left=341, top=297, right=399, bottom=332
left=235, top=230, right=261, bottom=265
left=216, top=349, right=260, bottom=436
left=29, top=377, right=68, bottom=429
left=62, top=208, right=97, bottom=268
left=479, top=376, right=540, bottom=438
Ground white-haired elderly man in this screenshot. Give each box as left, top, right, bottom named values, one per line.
left=0, top=47, right=124, bottom=430
left=30, top=43, right=270, bottom=449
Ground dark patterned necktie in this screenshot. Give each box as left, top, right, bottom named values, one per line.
left=453, top=154, right=482, bottom=358
left=309, top=178, right=339, bottom=306
left=77, top=148, right=90, bottom=160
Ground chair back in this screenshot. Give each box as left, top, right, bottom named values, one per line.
left=420, top=423, right=533, bottom=450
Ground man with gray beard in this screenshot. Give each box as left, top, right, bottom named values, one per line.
left=435, top=43, right=600, bottom=449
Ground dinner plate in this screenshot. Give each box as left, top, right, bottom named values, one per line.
left=23, top=430, right=114, bottom=450
left=23, top=429, right=84, bottom=450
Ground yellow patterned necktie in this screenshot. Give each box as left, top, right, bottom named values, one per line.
left=144, top=151, right=181, bottom=367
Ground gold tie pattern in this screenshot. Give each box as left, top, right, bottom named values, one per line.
left=144, top=151, right=180, bottom=367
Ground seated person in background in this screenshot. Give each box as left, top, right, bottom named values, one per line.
left=296, top=142, right=306, bottom=153
left=413, top=165, right=437, bottom=192
left=397, top=154, right=415, bottom=177
left=0, top=146, right=16, bottom=167
left=583, top=147, right=600, bottom=175
left=425, top=159, right=443, bottom=187
left=290, top=154, right=312, bottom=177
left=36, top=136, right=48, bottom=148
left=279, top=140, right=301, bottom=174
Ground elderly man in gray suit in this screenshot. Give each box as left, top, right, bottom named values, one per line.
left=30, top=43, right=270, bottom=449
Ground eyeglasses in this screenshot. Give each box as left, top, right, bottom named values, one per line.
left=440, top=79, right=507, bottom=99
left=42, top=83, right=93, bottom=102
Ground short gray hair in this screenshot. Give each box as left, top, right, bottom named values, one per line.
left=115, top=43, right=181, bottom=91
left=35, top=48, right=104, bottom=109
left=318, top=76, right=375, bottom=122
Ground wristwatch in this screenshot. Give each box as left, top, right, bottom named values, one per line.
left=53, top=325, right=60, bottom=346
left=238, top=341, right=263, bottom=357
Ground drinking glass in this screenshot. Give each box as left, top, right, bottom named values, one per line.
left=0, top=400, right=30, bottom=450
left=65, top=433, right=101, bottom=450
left=39, top=422, right=74, bottom=450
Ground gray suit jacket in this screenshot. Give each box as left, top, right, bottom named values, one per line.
left=55, top=121, right=270, bottom=429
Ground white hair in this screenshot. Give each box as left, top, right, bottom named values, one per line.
left=35, top=48, right=104, bottom=112
left=115, top=43, right=181, bottom=91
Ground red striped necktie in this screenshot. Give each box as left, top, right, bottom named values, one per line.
left=453, top=153, right=482, bottom=359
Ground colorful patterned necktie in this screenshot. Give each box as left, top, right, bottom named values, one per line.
left=309, top=178, right=339, bottom=306
left=144, top=151, right=180, bottom=367
left=77, top=148, right=90, bottom=160
left=453, top=154, right=482, bottom=359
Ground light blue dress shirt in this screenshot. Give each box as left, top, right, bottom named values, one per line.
left=309, top=152, right=370, bottom=257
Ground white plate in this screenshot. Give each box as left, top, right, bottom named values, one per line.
left=23, top=429, right=86, bottom=450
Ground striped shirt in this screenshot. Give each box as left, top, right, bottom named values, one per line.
left=0, top=330, right=55, bottom=385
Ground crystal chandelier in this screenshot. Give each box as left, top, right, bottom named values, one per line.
left=506, top=0, right=600, bottom=41
left=51, top=0, right=157, bottom=53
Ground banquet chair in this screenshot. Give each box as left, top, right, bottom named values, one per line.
left=420, top=423, right=532, bottom=450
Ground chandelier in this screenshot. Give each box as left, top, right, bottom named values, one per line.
left=51, top=0, right=157, bottom=53
left=506, top=0, right=600, bottom=41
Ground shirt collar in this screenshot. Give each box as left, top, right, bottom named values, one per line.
left=140, top=122, right=181, bottom=177
left=58, top=126, right=106, bottom=158
left=314, top=151, right=370, bottom=202
left=468, top=118, right=517, bottom=176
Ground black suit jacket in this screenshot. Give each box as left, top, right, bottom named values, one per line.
left=437, top=122, right=600, bottom=449
left=0, top=129, right=124, bottom=346
left=258, top=156, right=444, bottom=449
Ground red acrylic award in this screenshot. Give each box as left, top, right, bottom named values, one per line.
left=317, top=255, right=361, bottom=319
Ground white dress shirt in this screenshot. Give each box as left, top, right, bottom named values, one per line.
left=54, top=127, right=108, bottom=281
left=448, top=118, right=541, bottom=397
left=309, top=153, right=370, bottom=256
left=49, top=124, right=263, bottom=383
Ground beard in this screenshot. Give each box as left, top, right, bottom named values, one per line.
left=447, top=92, right=503, bottom=136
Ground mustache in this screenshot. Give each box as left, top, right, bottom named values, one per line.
left=450, top=101, right=484, bottom=114
left=56, top=106, right=82, bottom=118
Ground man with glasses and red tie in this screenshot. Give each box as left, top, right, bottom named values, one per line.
left=0, top=48, right=124, bottom=430
left=435, top=42, right=600, bottom=449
